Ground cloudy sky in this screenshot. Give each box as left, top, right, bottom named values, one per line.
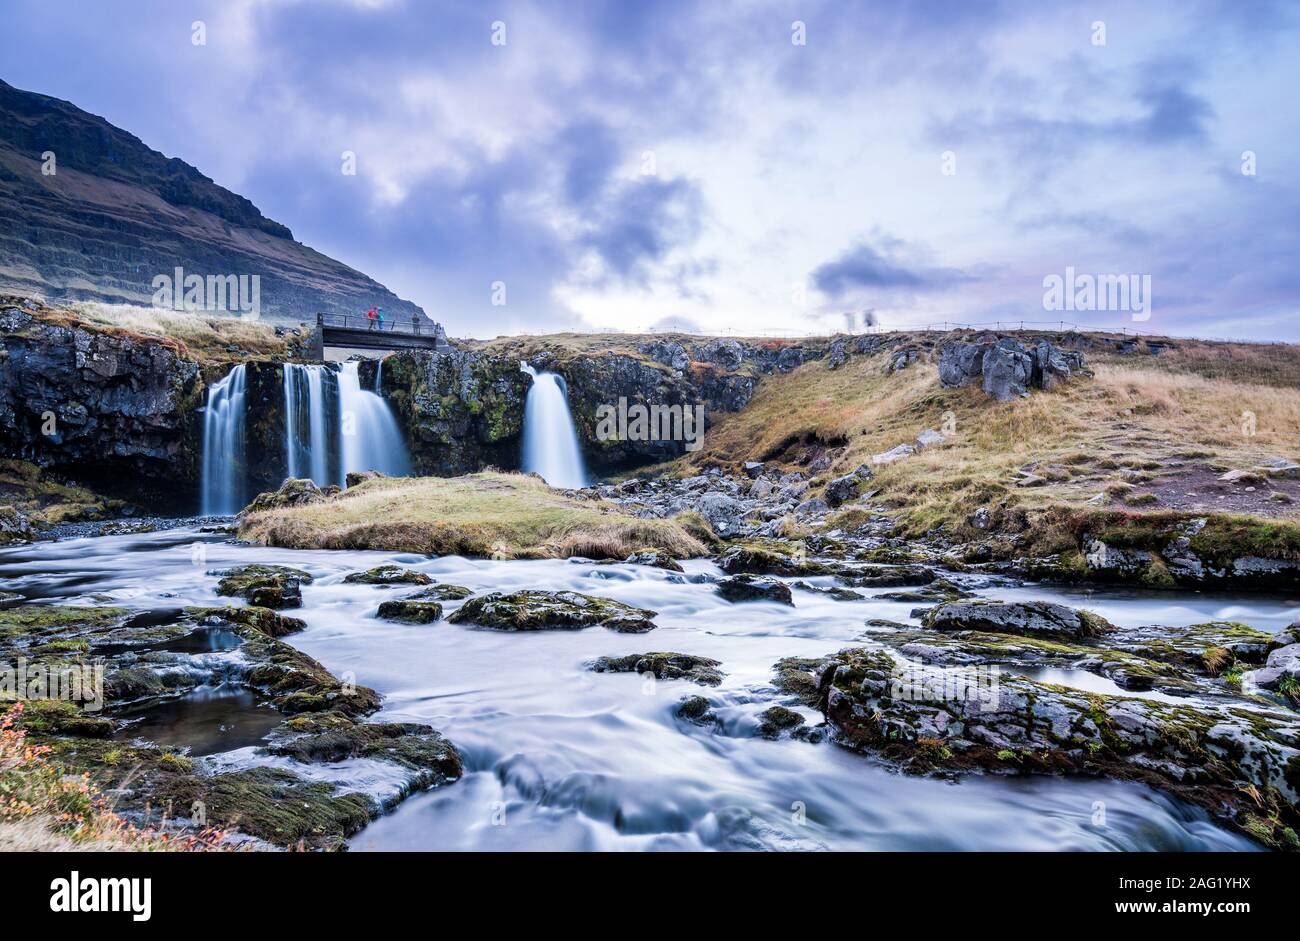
left=2, top=0, right=1297, bottom=340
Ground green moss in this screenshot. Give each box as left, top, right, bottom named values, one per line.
left=156, top=766, right=376, bottom=850
left=15, top=699, right=114, bottom=737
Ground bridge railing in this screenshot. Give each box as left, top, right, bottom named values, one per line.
left=316, top=311, right=432, bottom=336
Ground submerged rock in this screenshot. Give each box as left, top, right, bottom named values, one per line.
left=715, top=574, right=794, bottom=606
left=590, top=652, right=724, bottom=686
left=448, top=590, right=658, bottom=632
left=343, top=564, right=433, bottom=586
left=921, top=600, right=1114, bottom=642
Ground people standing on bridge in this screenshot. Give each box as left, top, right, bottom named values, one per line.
left=366, top=306, right=378, bottom=330
left=376, top=308, right=385, bottom=330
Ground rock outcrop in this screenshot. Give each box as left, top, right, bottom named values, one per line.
left=938, top=335, right=1088, bottom=400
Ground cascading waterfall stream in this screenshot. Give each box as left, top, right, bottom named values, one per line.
left=520, top=363, right=589, bottom=489
left=200, top=364, right=247, bottom=514
left=283, top=364, right=332, bottom=484
left=283, top=362, right=410, bottom=486
left=336, top=361, right=411, bottom=481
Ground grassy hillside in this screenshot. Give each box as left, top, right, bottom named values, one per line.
left=674, top=335, right=1300, bottom=541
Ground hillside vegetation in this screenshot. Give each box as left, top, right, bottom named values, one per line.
left=675, top=335, right=1300, bottom=541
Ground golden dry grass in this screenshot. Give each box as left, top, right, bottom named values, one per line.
left=53, top=301, right=296, bottom=362
left=677, top=344, right=1300, bottom=535
left=238, top=471, right=709, bottom=559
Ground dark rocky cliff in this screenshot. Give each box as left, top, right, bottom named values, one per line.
left=0, top=79, right=426, bottom=324
left=0, top=301, right=204, bottom=508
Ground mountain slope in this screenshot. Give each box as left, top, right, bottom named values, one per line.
left=0, top=79, right=425, bottom=323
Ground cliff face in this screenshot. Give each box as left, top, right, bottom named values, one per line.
left=373, top=337, right=796, bottom=476
left=0, top=79, right=426, bottom=324
left=0, top=301, right=204, bottom=508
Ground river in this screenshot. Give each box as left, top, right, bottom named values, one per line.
left=4, top=526, right=1292, bottom=851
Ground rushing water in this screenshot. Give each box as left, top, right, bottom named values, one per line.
left=520, top=363, right=588, bottom=489
left=337, top=361, right=411, bottom=481
left=283, top=363, right=334, bottom=485
left=282, top=362, right=409, bottom=486
left=3, top=528, right=1291, bottom=851
left=200, top=364, right=247, bottom=515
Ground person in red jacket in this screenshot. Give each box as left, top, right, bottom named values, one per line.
left=366, top=306, right=378, bottom=330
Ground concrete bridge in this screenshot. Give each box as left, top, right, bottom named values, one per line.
left=309, top=311, right=450, bottom=357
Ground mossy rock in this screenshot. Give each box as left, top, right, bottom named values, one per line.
left=156, top=766, right=375, bottom=850
left=241, top=478, right=326, bottom=514
left=214, top=564, right=313, bottom=609
left=921, top=600, right=1114, bottom=642
left=717, top=543, right=834, bottom=577
left=715, top=574, right=794, bottom=606
left=1108, top=621, right=1279, bottom=676
left=268, top=712, right=463, bottom=781
left=184, top=605, right=306, bottom=638
left=756, top=705, right=806, bottom=738
left=676, top=695, right=715, bottom=724
left=622, top=550, right=685, bottom=572
left=448, top=590, right=657, bottom=633
left=343, top=564, right=433, bottom=586
left=590, top=652, right=723, bottom=686
left=772, top=656, right=827, bottom=707
left=408, top=584, right=473, bottom=602
left=14, top=699, right=114, bottom=737
left=376, top=599, right=443, bottom=624
left=816, top=646, right=1300, bottom=851
left=792, top=582, right=865, bottom=601
left=0, top=604, right=128, bottom=636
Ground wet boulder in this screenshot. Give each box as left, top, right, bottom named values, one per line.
left=715, top=574, right=794, bottom=606
left=676, top=695, right=716, bottom=724
left=343, top=564, right=433, bottom=586
left=376, top=599, right=443, bottom=624
left=756, top=705, right=806, bottom=738
left=590, top=651, right=723, bottom=686
left=921, top=600, right=1114, bottom=642
left=447, top=590, right=658, bottom=632
left=214, top=564, right=313, bottom=609
left=815, top=646, right=1300, bottom=850
left=408, top=584, right=473, bottom=601
left=717, top=544, right=834, bottom=577
left=623, top=550, right=684, bottom=572
left=185, top=605, right=306, bottom=638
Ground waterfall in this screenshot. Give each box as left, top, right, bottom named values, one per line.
left=336, top=361, right=411, bottom=481
left=520, top=363, right=589, bottom=489
left=283, top=364, right=333, bottom=485
left=375, top=356, right=384, bottom=392
left=200, top=364, right=247, bottom=515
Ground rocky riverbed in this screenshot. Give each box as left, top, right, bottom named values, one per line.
left=3, top=519, right=1296, bottom=851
